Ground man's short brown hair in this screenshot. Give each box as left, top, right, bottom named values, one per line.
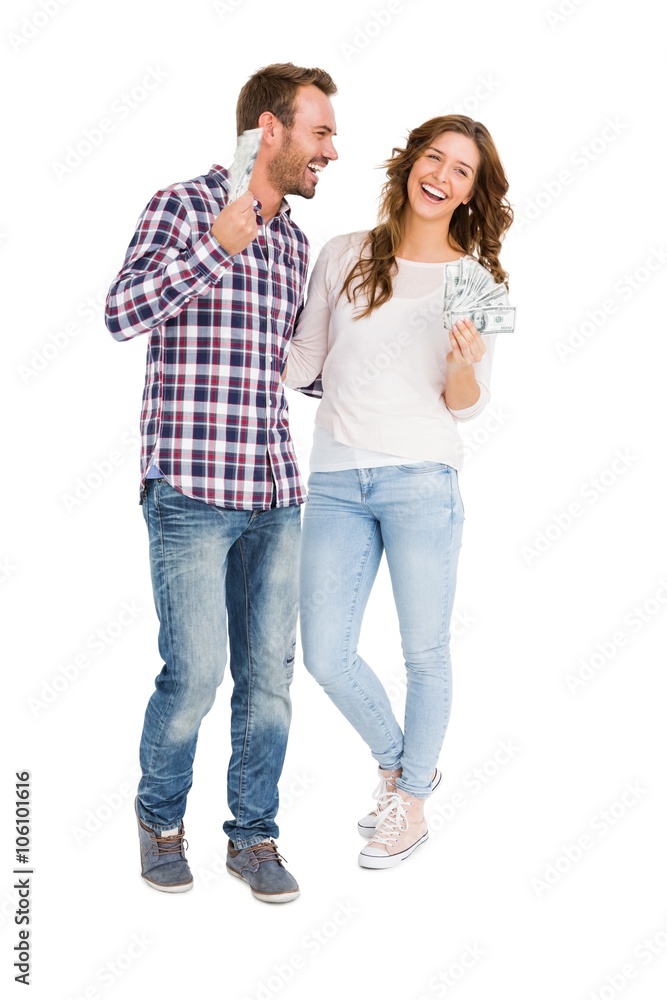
left=236, top=62, right=337, bottom=135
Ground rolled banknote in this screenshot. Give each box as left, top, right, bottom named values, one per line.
left=227, top=127, right=262, bottom=201
left=447, top=306, right=516, bottom=334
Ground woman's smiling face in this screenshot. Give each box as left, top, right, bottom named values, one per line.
left=405, top=131, right=480, bottom=225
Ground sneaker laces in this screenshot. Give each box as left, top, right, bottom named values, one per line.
left=370, top=793, right=409, bottom=847
left=245, top=840, right=287, bottom=868
left=368, top=775, right=399, bottom=819
left=149, top=827, right=188, bottom=857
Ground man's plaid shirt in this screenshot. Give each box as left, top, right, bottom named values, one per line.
left=105, top=164, right=309, bottom=509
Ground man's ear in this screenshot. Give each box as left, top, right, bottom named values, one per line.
left=257, top=111, right=281, bottom=146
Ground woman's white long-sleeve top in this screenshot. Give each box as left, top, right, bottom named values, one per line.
left=284, top=232, right=507, bottom=469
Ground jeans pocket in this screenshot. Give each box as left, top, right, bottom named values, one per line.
left=452, top=468, right=465, bottom=519
left=396, top=461, right=451, bottom=474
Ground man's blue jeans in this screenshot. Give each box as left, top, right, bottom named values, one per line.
left=136, top=479, right=300, bottom=848
left=299, top=463, right=464, bottom=798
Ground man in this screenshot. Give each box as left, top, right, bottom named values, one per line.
left=105, top=63, right=337, bottom=902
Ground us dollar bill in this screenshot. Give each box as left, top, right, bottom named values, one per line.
left=447, top=306, right=516, bottom=334
left=227, top=127, right=262, bottom=201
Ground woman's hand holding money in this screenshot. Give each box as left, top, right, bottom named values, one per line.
left=211, top=191, right=259, bottom=256
left=445, top=318, right=486, bottom=369
left=443, top=318, right=486, bottom=410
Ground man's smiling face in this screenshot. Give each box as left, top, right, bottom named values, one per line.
left=267, top=84, right=338, bottom=200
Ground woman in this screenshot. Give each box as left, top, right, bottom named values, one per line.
left=284, top=115, right=513, bottom=869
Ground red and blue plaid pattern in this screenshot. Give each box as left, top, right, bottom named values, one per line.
left=105, top=165, right=309, bottom=510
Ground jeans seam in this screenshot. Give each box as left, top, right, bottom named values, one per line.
left=223, top=506, right=298, bottom=845
left=341, top=519, right=403, bottom=763
left=139, top=481, right=184, bottom=828
left=143, top=481, right=180, bottom=799
left=390, top=469, right=460, bottom=793
left=233, top=534, right=252, bottom=830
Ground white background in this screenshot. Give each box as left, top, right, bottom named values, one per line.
left=3, top=0, right=667, bottom=997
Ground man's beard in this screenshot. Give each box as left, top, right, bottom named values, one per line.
left=267, top=130, right=315, bottom=200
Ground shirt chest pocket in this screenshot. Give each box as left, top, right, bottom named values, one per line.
left=270, top=248, right=304, bottom=326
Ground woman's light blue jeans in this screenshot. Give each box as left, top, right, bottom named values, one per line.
left=137, top=479, right=300, bottom=848
left=299, top=463, right=464, bottom=798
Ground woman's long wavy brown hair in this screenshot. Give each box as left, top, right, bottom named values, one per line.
left=341, top=116, right=513, bottom=319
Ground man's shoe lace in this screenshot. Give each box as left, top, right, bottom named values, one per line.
left=149, top=828, right=188, bottom=857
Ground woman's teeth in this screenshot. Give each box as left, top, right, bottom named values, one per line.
left=422, top=183, right=446, bottom=200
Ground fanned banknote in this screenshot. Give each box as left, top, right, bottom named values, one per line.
left=448, top=306, right=516, bottom=334
left=227, top=127, right=262, bottom=201
left=443, top=257, right=516, bottom=334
